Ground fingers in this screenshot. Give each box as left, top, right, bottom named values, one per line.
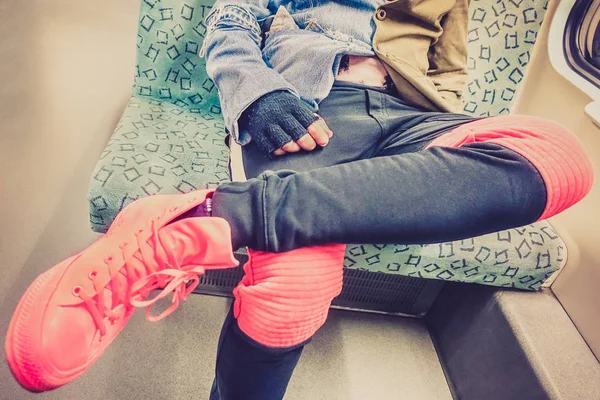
left=272, top=141, right=300, bottom=157
left=272, top=115, right=333, bottom=156
left=282, top=141, right=301, bottom=153
left=317, top=117, right=333, bottom=138
left=296, top=133, right=318, bottom=151
left=307, top=118, right=330, bottom=147
left=274, top=135, right=314, bottom=155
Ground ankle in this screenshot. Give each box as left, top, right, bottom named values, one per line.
left=172, top=197, right=213, bottom=222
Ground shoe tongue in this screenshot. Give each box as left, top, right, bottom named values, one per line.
left=158, top=217, right=239, bottom=270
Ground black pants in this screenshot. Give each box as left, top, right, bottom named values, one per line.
left=214, top=81, right=547, bottom=252
left=209, top=82, right=553, bottom=400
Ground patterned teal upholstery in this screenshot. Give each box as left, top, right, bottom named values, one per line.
left=88, top=0, right=564, bottom=291
left=462, top=0, right=549, bottom=116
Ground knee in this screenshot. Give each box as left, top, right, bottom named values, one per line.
left=494, top=116, right=594, bottom=220
left=432, top=115, right=594, bottom=220
left=233, top=245, right=346, bottom=348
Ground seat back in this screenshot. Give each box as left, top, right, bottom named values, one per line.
left=134, top=0, right=220, bottom=114
left=462, top=0, right=548, bottom=116
left=132, top=0, right=549, bottom=117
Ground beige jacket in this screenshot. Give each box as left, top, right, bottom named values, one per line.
left=373, top=0, right=470, bottom=113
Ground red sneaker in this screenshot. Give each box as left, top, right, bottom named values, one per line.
left=5, top=189, right=238, bottom=392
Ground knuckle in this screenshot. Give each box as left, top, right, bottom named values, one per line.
left=313, top=138, right=327, bottom=146
left=308, top=120, right=320, bottom=128
left=283, top=143, right=299, bottom=152
left=308, top=130, right=328, bottom=146
left=302, top=141, right=317, bottom=150
left=300, top=135, right=315, bottom=145
left=297, top=133, right=310, bottom=143
left=309, top=121, right=322, bottom=131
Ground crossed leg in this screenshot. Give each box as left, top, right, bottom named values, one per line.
left=210, top=85, right=592, bottom=399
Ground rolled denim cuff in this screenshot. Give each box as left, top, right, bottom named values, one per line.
left=202, top=6, right=301, bottom=145
left=201, top=4, right=263, bottom=56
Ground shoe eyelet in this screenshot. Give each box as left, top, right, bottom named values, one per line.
left=104, top=256, right=113, bottom=264
left=169, top=207, right=179, bottom=212
left=134, top=229, right=143, bottom=236
left=72, top=286, right=83, bottom=297
left=119, top=242, right=128, bottom=249
left=88, top=271, right=98, bottom=279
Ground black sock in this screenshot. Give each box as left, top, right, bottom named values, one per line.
left=171, top=198, right=213, bottom=223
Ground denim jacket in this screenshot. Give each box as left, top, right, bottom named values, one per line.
left=201, top=0, right=469, bottom=145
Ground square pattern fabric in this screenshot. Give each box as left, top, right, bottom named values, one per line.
left=88, top=0, right=562, bottom=290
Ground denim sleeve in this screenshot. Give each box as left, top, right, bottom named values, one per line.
left=201, top=2, right=298, bottom=145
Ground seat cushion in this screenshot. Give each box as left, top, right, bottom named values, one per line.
left=88, top=96, right=228, bottom=230
left=88, top=0, right=564, bottom=291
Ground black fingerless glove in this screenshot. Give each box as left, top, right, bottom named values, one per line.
left=240, top=91, right=319, bottom=155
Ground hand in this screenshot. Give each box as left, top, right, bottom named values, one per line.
left=240, top=91, right=333, bottom=156
left=273, top=116, right=333, bottom=156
